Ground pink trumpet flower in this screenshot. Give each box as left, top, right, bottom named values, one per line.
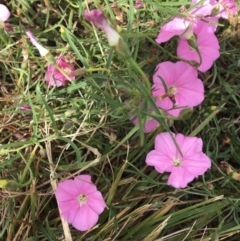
left=151, top=61, right=204, bottom=117
left=84, top=9, right=131, bottom=58
left=177, top=20, right=220, bottom=72
left=56, top=174, right=106, bottom=231
left=26, top=30, right=49, bottom=57
left=146, top=132, right=211, bottom=188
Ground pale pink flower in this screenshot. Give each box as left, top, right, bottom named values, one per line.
left=155, top=13, right=219, bottom=44
left=84, top=9, right=121, bottom=48
left=84, top=9, right=130, bottom=58
left=0, top=4, right=10, bottom=22
left=45, top=56, right=75, bottom=87
left=156, top=17, right=195, bottom=44
left=135, top=0, right=144, bottom=9
left=55, top=174, right=106, bottom=231
left=177, top=20, right=220, bottom=72
left=191, top=0, right=217, bottom=16
left=217, top=0, right=238, bottom=19
left=26, top=30, right=49, bottom=57
left=146, top=132, right=211, bottom=188
left=156, top=0, right=221, bottom=45
left=192, top=0, right=237, bottom=19
left=19, top=105, right=31, bottom=110
left=151, top=61, right=204, bottom=117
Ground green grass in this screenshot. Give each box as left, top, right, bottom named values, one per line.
left=0, top=0, right=240, bottom=240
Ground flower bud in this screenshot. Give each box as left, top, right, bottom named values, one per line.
left=211, top=5, right=220, bottom=17
left=187, top=34, right=198, bottom=51
left=232, top=172, right=240, bottom=181
left=84, top=9, right=131, bottom=58
left=0, top=179, right=21, bottom=189
left=26, top=30, right=49, bottom=57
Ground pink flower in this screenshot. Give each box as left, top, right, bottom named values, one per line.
left=0, top=4, right=10, bottom=22
left=26, top=30, right=49, bottom=57
left=19, top=105, right=31, bottom=110
left=84, top=9, right=121, bottom=48
left=177, top=20, right=220, bottom=72
left=135, top=0, right=144, bottom=9
left=191, top=0, right=217, bottom=16
left=156, top=17, right=195, bottom=44
left=84, top=9, right=130, bottom=58
left=146, top=132, right=211, bottom=188
left=45, top=56, right=75, bottom=87
left=192, top=0, right=237, bottom=19
left=155, top=2, right=221, bottom=45
left=151, top=61, right=204, bottom=117
left=216, top=0, right=238, bottom=19
left=55, top=174, right=106, bottom=231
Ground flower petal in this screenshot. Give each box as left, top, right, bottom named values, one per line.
left=177, top=21, right=220, bottom=72
left=87, top=191, right=106, bottom=214
left=71, top=204, right=99, bottom=231
left=167, top=167, right=196, bottom=188
left=73, top=175, right=97, bottom=195
left=56, top=180, right=79, bottom=200
left=182, top=153, right=211, bottom=176
left=175, top=134, right=203, bottom=158
left=175, top=79, right=204, bottom=107
left=154, top=132, right=177, bottom=158
left=153, top=62, right=176, bottom=85
left=156, top=18, right=191, bottom=43
left=146, top=150, right=174, bottom=173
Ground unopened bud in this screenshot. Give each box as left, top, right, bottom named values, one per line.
left=26, top=30, right=49, bottom=57
left=187, top=34, right=198, bottom=51
left=232, top=172, right=240, bottom=181
left=60, top=25, right=67, bottom=42
left=0, top=179, right=21, bottom=189
left=207, top=183, right=214, bottom=190
left=84, top=9, right=131, bottom=59
left=211, top=5, right=220, bottom=17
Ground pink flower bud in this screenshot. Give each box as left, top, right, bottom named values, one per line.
left=84, top=9, right=131, bottom=58
left=135, top=0, right=144, bottom=9
left=84, top=9, right=121, bottom=47
left=19, top=105, right=31, bottom=110
left=26, top=30, right=49, bottom=57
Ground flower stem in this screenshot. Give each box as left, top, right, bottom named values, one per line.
left=86, top=68, right=110, bottom=75
left=127, top=57, right=151, bottom=92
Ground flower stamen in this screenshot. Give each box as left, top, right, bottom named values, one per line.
left=78, top=194, right=87, bottom=206
left=173, top=158, right=182, bottom=166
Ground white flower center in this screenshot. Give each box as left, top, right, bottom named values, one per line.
left=78, top=194, right=87, bottom=206
left=173, top=158, right=182, bottom=166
